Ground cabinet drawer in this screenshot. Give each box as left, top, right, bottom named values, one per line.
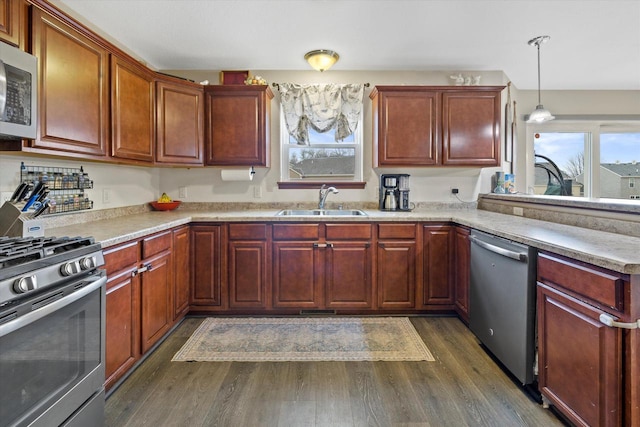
left=378, top=223, right=416, bottom=239
left=142, top=231, right=172, bottom=258
left=325, top=224, right=372, bottom=240
left=273, top=224, right=320, bottom=240
left=537, top=253, right=625, bottom=311
left=103, top=241, right=139, bottom=275
left=228, top=223, right=268, bottom=240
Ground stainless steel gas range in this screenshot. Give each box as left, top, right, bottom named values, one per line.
left=0, top=236, right=106, bottom=427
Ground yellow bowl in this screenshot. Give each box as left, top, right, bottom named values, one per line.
left=150, top=201, right=181, bottom=211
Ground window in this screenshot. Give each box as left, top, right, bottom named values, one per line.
left=277, top=83, right=365, bottom=185
left=280, top=112, right=363, bottom=182
left=527, top=121, right=640, bottom=200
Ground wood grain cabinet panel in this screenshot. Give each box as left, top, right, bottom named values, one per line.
left=172, top=226, right=190, bottom=320
left=205, top=85, right=272, bottom=166
left=111, top=54, right=155, bottom=163
left=326, top=241, right=372, bottom=309
left=370, top=86, right=502, bottom=167
left=422, top=224, right=454, bottom=306
left=156, top=78, right=204, bottom=165
left=190, top=225, right=223, bottom=307
left=30, top=8, right=109, bottom=157
left=442, top=91, right=501, bottom=166
left=377, top=241, right=416, bottom=309
left=272, top=241, right=320, bottom=308
left=0, top=0, right=27, bottom=48
left=103, top=241, right=139, bottom=392
left=229, top=240, right=269, bottom=308
left=139, top=250, right=172, bottom=353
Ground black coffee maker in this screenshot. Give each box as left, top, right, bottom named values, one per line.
left=379, top=174, right=411, bottom=211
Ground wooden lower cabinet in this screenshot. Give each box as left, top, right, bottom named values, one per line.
left=272, top=223, right=372, bottom=310
left=103, top=241, right=140, bottom=392
left=103, top=230, right=175, bottom=391
left=453, top=226, right=471, bottom=323
left=190, top=225, right=224, bottom=308
left=377, top=224, right=418, bottom=309
left=228, top=224, right=269, bottom=308
left=421, top=224, right=454, bottom=307
left=537, top=252, right=631, bottom=427
left=172, top=226, right=190, bottom=320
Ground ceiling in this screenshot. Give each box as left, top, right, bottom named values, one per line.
left=55, top=0, right=640, bottom=91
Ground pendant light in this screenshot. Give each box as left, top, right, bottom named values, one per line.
left=304, top=49, right=339, bottom=72
left=526, top=35, right=555, bottom=123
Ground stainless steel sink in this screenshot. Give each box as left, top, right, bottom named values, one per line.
left=276, top=209, right=367, bottom=216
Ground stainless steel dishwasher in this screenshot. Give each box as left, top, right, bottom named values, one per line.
left=469, top=229, right=537, bottom=385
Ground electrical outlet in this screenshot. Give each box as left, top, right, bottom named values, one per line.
left=253, top=185, right=262, bottom=198
left=513, top=207, right=524, bottom=216
left=102, top=188, right=111, bottom=204
left=451, top=188, right=459, bottom=194
left=179, top=186, right=187, bottom=199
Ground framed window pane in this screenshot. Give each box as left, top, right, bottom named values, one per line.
left=533, top=132, right=586, bottom=196
left=600, top=132, right=640, bottom=199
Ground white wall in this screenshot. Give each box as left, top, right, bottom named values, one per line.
left=2, top=75, right=638, bottom=210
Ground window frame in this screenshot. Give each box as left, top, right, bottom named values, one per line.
left=526, top=120, right=640, bottom=200
left=279, top=109, right=364, bottom=186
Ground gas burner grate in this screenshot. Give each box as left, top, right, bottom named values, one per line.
left=0, top=236, right=96, bottom=270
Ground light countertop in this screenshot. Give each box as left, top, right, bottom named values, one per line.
left=46, top=208, right=640, bottom=275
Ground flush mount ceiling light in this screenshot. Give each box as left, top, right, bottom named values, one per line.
left=527, top=35, right=555, bottom=123
left=304, top=49, right=339, bottom=72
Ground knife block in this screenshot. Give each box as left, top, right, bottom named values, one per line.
left=0, top=202, right=44, bottom=238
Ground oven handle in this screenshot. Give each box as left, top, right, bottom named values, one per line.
left=469, top=235, right=528, bottom=262
left=0, top=275, right=106, bottom=338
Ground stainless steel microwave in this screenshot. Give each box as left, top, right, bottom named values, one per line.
left=0, top=42, right=37, bottom=140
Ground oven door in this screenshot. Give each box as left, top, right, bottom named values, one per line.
left=0, top=272, right=106, bottom=427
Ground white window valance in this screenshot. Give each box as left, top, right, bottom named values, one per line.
left=277, top=83, right=364, bottom=145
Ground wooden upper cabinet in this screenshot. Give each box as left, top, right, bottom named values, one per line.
left=205, top=85, right=273, bottom=166
left=156, top=78, right=204, bottom=165
left=30, top=8, right=109, bottom=157
left=370, top=86, right=502, bottom=167
left=370, top=88, right=439, bottom=166
left=111, top=54, right=155, bottom=163
left=442, top=90, right=501, bottom=166
left=0, top=0, right=28, bottom=48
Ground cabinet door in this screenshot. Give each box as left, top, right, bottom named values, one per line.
left=326, top=242, right=372, bottom=309
left=30, top=8, right=109, bottom=157
left=156, top=79, right=204, bottom=165
left=172, top=226, right=190, bottom=320
left=228, top=240, right=268, bottom=308
left=205, top=85, right=272, bottom=166
left=191, top=226, right=222, bottom=306
left=422, top=225, right=454, bottom=306
left=0, top=0, right=27, bottom=48
left=272, top=241, right=321, bottom=308
left=377, top=241, right=417, bottom=309
left=103, top=241, right=139, bottom=391
left=372, top=88, right=438, bottom=166
left=537, top=283, right=623, bottom=427
left=111, top=55, right=155, bottom=162
left=140, top=250, right=172, bottom=353
left=454, top=226, right=470, bottom=323
left=441, top=90, right=501, bottom=166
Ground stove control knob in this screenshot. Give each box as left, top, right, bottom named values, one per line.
left=14, top=275, right=38, bottom=293
left=60, top=261, right=81, bottom=276
left=79, top=256, right=97, bottom=270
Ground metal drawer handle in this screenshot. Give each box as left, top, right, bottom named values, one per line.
left=599, top=313, right=639, bottom=330
left=131, top=262, right=153, bottom=277
left=313, top=243, right=333, bottom=248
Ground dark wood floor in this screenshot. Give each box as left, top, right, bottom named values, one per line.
left=105, top=316, right=566, bottom=427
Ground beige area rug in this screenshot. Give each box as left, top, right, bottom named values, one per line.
left=172, top=317, right=435, bottom=362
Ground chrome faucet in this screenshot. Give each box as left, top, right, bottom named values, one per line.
left=318, top=184, right=339, bottom=209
